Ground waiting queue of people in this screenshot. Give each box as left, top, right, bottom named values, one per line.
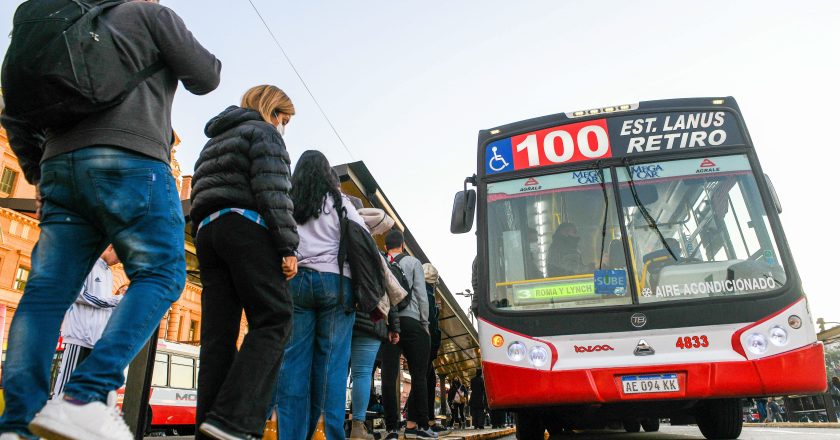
left=0, top=1, right=456, bottom=438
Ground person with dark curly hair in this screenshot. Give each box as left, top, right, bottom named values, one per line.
left=274, top=150, right=367, bottom=440
left=190, top=85, right=298, bottom=440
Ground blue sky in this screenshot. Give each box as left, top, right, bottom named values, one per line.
left=2, top=1, right=839, bottom=323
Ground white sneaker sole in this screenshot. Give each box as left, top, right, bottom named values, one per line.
left=199, top=422, right=249, bottom=440
left=29, top=412, right=109, bottom=440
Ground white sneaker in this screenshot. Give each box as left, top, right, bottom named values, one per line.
left=29, top=391, right=133, bottom=440
left=0, top=433, right=23, bottom=440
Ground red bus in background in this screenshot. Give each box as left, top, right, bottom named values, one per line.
left=116, top=340, right=199, bottom=436
left=451, top=97, right=825, bottom=439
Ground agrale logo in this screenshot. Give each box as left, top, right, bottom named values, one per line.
left=574, top=344, right=614, bottom=353
left=520, top=177, right=542, bottom=193
left=696, top=158, right=720, bottom=174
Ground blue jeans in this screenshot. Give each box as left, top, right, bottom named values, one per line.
left=275, top=268, right=354, bottom=440
left=0, top=147, right=186, bottom=438
left=350, top=334, right=382, bottom=422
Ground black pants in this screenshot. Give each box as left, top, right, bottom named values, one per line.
left=451, top=403, right=465, bottom=426
left=194, top=214, right=293, bottom=437
left=426, top=343, right=440, bottom=421
left=471, top=405, right=486, bottom=428
left=382, top=316, right=430, bottom=429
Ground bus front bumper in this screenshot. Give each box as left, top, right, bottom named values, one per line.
left=484, top=342, right=826, bottom=408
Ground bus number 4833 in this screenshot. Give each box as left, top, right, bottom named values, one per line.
left=676, top=335, right=709, bottom=349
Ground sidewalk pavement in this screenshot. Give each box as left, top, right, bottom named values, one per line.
left=147, top=426, right=517, bottom=440
left=745, top=422, right=840, bottom=428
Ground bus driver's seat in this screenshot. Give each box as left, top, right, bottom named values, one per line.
left=641, top=239, right=681, bottom=291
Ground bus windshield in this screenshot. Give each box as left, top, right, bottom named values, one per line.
left=485, top=154, right=786, bottom=312
left=486, top=169, right=632, bottom=311
left=619, top=154, right=786, bottom=303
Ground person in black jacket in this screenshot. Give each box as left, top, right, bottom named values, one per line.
left=190, top=85, right=299, bottom=440
left=422, top=263, right=449, bottom=435
left=349, top=206, right=400, bottom=440
left=469, top=369, right=487, bottom=429
left=447, top=378, right=467, bottom=428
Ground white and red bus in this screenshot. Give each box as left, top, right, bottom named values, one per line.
left=116, top=340, right=199, bottom=435
left=450, top=97, right=825, bottom=439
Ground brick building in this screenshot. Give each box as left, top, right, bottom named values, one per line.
left=0, top=95, right=222, bottom=351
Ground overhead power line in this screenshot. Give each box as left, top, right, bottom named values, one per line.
left=246, top=0, right=355, bottom=161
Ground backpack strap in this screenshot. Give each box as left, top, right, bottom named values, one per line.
left=335, top=197, right=354, bottom=314
left=122, top=59, right=165, bottom=92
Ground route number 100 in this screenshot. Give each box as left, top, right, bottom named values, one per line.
left=514, top=122, right=611, bottom=168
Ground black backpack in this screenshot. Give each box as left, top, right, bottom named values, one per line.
left=1, top=0, right=165, bottom=130
left=337, top=206, right=386, bottom=318
left=385, top=253, right=413, bottom=311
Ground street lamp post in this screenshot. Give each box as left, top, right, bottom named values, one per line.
left=456, top=289, right=475, bottom=324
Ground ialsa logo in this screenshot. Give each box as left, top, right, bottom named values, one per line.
left=574, top=344, right=614, bottom=353
left=696, top=158, right=721, bottom=174
left=520, top=177, right=542, bottom=193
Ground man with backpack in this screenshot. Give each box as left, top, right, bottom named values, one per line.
left=381, top=229, right=435, bottom=439
left=422, top=263, right=449, bottom=435
left=0, top=1, right=220, bottom=439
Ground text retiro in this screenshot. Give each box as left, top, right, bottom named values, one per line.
left=620, top=112, right=728, bottom=153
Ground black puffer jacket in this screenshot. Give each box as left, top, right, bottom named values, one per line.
left=191, top=106, right=298, bottom=256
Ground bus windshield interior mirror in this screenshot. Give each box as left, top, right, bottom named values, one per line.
left=764, top=174, right=783, bottom=214
left=450, top=189, right=476, bottom=234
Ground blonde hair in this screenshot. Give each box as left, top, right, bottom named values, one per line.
left=240, top=85, right=295, bottom=123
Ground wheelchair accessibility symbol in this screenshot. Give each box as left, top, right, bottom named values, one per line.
left=485, top=139, right=513, bottom=174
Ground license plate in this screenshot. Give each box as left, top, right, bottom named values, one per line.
left=621, top=374, right=680, bottom=394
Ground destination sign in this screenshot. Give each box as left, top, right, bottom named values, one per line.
left=485, top=111, right=746, bottom=175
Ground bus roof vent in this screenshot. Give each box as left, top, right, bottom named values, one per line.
left=566, top=103, right=639, bottom=119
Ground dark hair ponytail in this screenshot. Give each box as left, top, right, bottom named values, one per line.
left=290, top=150, right=342, bottom=224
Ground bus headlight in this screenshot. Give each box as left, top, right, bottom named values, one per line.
left=747, top=333, right=768, bottom=355
left=529, top=346, right=548, bottom=367
left=788, top=315, right=802, bottom=329
left=769, top=326, right=789, bottom=346
left=507, top=341, right=526, bottom=362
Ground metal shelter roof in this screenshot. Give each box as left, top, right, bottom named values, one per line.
left=333, top=161, right=481, bottom=381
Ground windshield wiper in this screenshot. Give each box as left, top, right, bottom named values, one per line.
left=595, top=160, right=609, bottom=270
left=623, top=159, right=678, bottom=261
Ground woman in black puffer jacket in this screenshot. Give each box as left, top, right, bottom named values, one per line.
left=190, top=85, right=299, bottom=440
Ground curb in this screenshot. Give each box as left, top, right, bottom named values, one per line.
left=747, top=422, right=840, bottom=429
left=445, top=428, right=517, bottom=440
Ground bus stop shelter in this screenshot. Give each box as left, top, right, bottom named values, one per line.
left=0, top=160, right=480, bottom=436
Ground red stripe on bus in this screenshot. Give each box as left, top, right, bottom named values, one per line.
left=482, top=343, right=826, bottom=409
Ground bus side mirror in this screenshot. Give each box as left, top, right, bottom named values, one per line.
left=764, top=174, right=783, bottom=214
left=450, top=189, right=476, bottom=234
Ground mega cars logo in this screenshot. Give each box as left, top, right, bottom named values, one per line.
left=572, top=170, right=602, bottom=184
left=574, top=344, right=614, bottom=353
left=629, top=164, right=663, bottom=180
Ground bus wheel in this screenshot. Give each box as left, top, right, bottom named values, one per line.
left=696, top=399, right=743, bottom=440
left=641, top=418, right=660, bottom=432
left=515, top=411, right=545, bottom=440
left=622, top=420, right=641, bottom=433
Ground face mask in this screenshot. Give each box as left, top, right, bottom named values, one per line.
left=277, top=123, right=286, bottom=136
